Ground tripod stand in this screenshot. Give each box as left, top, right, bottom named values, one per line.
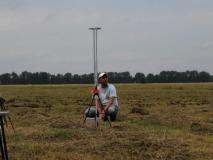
left=0, top=98, right=15, bottom=133
left=0, top=111, right=9, bottom=160
left=83, top=86, right=111, bottom=128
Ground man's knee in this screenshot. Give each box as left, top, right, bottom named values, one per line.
left=107, top=106, right=118, bottom=114
left=107, top=107, right=115, bottom=113
left=85, top=107, right=96, bottom=117
left=106, top=106, right=118, bottom=121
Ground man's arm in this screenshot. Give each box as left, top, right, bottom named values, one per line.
left=96, top=99, right=105, bottom=119
left=96, top=99, right=102, bottom=113
left=104, top=96, right=115, bottom=112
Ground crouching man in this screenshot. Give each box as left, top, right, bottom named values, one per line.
left=85, top=72, right=118, bottom=121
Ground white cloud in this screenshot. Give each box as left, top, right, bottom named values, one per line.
left=0, top=0, right=213, bottom=74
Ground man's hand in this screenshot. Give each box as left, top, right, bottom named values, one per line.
left=104, top=107, right=108, bottom=112
left=99, top=110, right=105, bottom=120
left=104, top=96, right=115, bottom=112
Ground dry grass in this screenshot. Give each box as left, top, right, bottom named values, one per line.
left=0, top=83, right=213, bottom=160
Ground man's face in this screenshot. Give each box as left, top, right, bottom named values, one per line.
left=99, top=76, right=108, bottom=88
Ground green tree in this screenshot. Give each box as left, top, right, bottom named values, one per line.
left=198, top=71, right=211, bottom=82
left=0, top=73, right=11, bottom=84
left=135, top=72, right=145, bottom=83
left=64, top=73, right=72, bottom=84
left=146, top=73, right=155, bottom=83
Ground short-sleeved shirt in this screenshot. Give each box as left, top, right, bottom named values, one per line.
left=97, top=83, right=118, bottom=109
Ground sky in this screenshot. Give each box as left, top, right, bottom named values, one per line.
left=0, top=0, right=213, bottom=75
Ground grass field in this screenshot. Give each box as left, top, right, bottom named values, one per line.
left=0, top=83, right=213, bottom=160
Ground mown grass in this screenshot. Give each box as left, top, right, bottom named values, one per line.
left=0, top=83, right=213, bottom=160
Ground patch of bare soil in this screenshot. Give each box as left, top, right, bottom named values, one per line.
left=131, top=106, right=149, bottom=115
left=5, top=98, right=52, bottom=108
left=190, top=122, right=213, bottom=134
left=168, top=99, right=210, bottom=107
left=49, top=119, right=82, bottom=129
left=91, top=133, right=191, bottom=160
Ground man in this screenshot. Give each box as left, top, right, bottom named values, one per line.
left=85, top=72, right=118, bottom=121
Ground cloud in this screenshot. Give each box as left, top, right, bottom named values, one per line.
left=0, top=0, right=213, bottom=74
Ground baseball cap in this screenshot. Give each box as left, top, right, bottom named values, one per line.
left=98, top=72, right=107, bottom=79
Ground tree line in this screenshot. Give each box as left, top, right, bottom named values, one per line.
left=0, top=70, right=212, bottom=85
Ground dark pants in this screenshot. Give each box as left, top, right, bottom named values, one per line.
left=85, top=106, right=118, bottom=121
